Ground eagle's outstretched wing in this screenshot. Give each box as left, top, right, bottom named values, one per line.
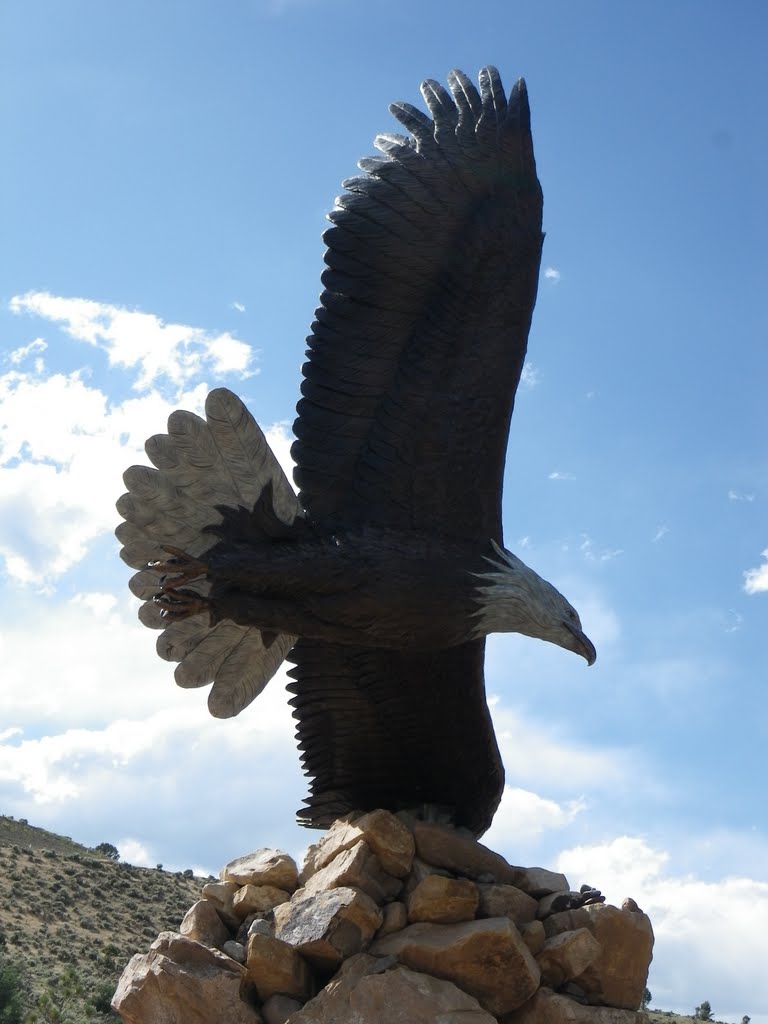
left=293, top=67, right=543, bottom=542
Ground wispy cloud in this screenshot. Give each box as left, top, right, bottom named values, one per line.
left=549, top=470, right=576, bottom=481
left=544, top=266, right=561, bottom=283
left=652, top=525, right=670, bottom=543
left=9, top=292, right=256, bottom=393
left=231, top=301, right=246, bottom=313
left=729, top=489, right=755, bottom=502
left=743, top=549, right=768, bottom=595
left=580, top=535, right=623, bottom=562
left=8, top=338, right=47, bottom=366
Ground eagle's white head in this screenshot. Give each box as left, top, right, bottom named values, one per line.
left=471, top=540, right=596, bottom=665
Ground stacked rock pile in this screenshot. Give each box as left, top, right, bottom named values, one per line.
left=112, top=810, right=654, bottom=1023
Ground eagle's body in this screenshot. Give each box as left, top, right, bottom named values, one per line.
left=116, top=67, right=595, bottom=836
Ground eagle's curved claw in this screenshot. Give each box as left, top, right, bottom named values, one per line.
left=150, top=546, right=210, bottom=588
left=153, top=589, right=210, bottom=621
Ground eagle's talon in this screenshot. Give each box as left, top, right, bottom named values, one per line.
left=149, top=546, right=210, bottom=587
left=153, top=589, right=210, bottom=621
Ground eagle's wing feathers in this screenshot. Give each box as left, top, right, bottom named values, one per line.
left=288, top=639, right=504, bottom=835
left=292, top=67, right=543, bottom=540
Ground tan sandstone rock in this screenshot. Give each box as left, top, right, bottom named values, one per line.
left=273, top=886, right=382, bottom=969
left=520, top=920, right=546, bottom=956
left=536, top=928, right=602, bottom=989
left=412, top=821, right=519, bottom=883
left=477, top=883, right=538, bottom=925
left=179, top=899, right=231, bottom=949
left=407, top=874, right=479, bottom=923
left=371, top=916, right=540, bottom=1016
left=572, top=904, right=654, bottom=1010
left=112, top=931, right=259, bottom=1024
left=233, top=884, right=291, bottom=919
left=201, top=880, right=240, bottom=929
left=377, top=900, right=408, bottom=937
left=222, top=849, right=299, bottom=893
left=302, top=809, right=415, bottom=879
left=287, top=954, right=497, bottom=1024
left=302, top=840, right=402, bottom=903
left=244, top=932, right=313, bottom=1002
left=501, top=986, right=646, bottom=1024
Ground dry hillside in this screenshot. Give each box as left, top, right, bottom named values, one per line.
left=0, top=814, right=206, bottom=1021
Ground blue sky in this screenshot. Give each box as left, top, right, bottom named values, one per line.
left=1, top=0, right=766, bottom=1018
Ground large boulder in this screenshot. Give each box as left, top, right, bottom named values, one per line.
left=112, top=932, right=259, bottom=1024
left=221, top=849, right=299, bottom=892
left=572, top=904, right=654, bottom=1009
left=371, top=916, right=540, bottom=1016
left=501, top=986, right=646, bottom=1024
left=287, top=954, right=496, bottom=1024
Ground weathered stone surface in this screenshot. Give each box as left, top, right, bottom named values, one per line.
left=371, top=916, right=540, bottom=1016
left=222, top=849, right=299, bottom=893
left=536, top=928, right=602, bottom=989
left=512, top=866, right=570, bottom=898
left=520, top=920, right=546, bottom=956
left=573, top=904, right=654, bottom=1009
left=288, top=954, right=496, bottom=1023
left=302, top=840, right=402, bottom=903
left=222, top=940, right=246, bottom=964
left=233, top=884, right=291, bottom=919
left=500, top=986, right=645, bottom=1024
left=477, top=883, right=538, bottom=925
left=407, top=874, right=479, bottom=924
left=112, top=932, right=259, bottom=1024
left=201, top=880, right=240, bottom=929
left=273, top=886, right=382, bottom=969
left=412, top=821, right=518, bottom=883
left=261, top=993, right=303, bottom=1024
left=543, top=907, right=593, bottom=939
left=402, top=857, right=452, bottom=896
left=304, top=809, right=415, bottom=879
left=179, top=899, right=231, bottom=949
left=244, top=932, right=313, bottom=1002
left=377, top=900, right=408, bottom=937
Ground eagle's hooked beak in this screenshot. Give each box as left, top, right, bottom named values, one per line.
left=563, top=621, right=597, bottom=666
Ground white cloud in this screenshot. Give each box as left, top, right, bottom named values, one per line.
left=485, top=786, right=586, bottom=849
left=549, top=470, right=576, bottom=481
left=520, top=361, right=539, bottom=388
left=744, top=550, right=768, bottom=594
left=232, top=302, right=246, bottom=313
left=729, top=489, right=755, bottom=502
left=652, top=524, right=669, bottom=543
left=0, top=365, right=211, bottom=584
left=556, top=836, right=768, bottom=1021
left=544, top=266, right=561, bottom=282
left=9, top=291, right=255, bottom=392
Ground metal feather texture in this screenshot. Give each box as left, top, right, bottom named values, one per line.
left=293, top=66, right=543, bottom=538
left=116, top=388, right=301, bottom=717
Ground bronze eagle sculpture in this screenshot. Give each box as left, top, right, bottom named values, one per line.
left=116, top=67, right=595, bottom=837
